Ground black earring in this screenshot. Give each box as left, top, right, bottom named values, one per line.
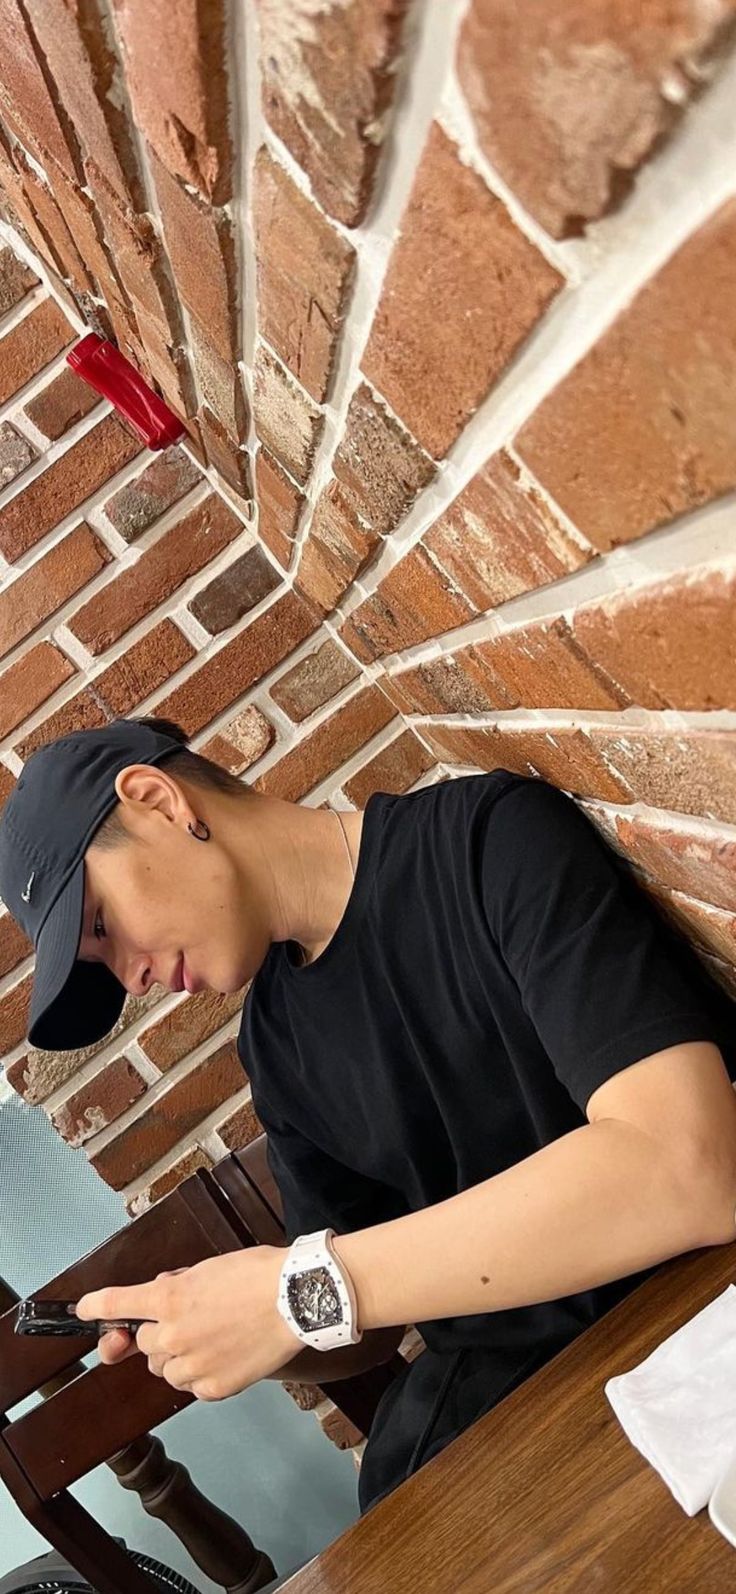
left=188, top=818, right=210, bottom=842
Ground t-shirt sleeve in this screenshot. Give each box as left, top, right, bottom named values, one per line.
left=254, top=1096, right=402, bottom=1244
left=481, top=777, right=736, bottom=1114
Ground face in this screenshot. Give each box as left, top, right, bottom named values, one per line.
left=76, top=766, right=270, bottom=1000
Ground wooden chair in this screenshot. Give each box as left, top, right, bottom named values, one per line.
left=0, top=1138, right=404, bottom=1594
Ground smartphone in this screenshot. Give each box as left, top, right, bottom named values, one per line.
left=14, top=1300, right=146, bottom=1339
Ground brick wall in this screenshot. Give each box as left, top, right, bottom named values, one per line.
left=1, top=1, right=736, bottom=1451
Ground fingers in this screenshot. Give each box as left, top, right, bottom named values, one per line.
left=97, top=1328, right=138, bottom=1365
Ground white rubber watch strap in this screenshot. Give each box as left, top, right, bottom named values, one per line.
left=277, top=1228, right=362, bottom=1352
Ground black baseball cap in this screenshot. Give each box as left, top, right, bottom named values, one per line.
left=0, top=719, right=183, bottom=1052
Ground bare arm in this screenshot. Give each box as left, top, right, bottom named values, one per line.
left=333, top=1045, right=736, bottom=1332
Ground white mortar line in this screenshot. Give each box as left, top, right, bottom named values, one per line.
left=366, top=497, right=736, bottom=673
left=403, top=708, right=736, bottom=732
left=287, top=0, right=464, bottom=573
left=0, top=219, right=87, bottom=333
left=0, top=281, right=48, bottom=341
left=229, top=0, right=263, bottom=467
left=300, top=717, right=404, bottom=809
left=333, top=52, right=736, bottom=616
left=0, top=399, right=119, bottom=514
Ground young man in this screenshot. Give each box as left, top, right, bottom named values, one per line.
left=1, top=715, right=735, bottom=1513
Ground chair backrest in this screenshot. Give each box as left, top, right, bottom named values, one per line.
left=0, top=1173, right=252, bottom=1594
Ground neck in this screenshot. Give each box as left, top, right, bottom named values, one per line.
left=221, top=792, right=364, bottom=963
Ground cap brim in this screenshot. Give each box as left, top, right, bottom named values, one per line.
left=28, top=858, right=126, bottom=1051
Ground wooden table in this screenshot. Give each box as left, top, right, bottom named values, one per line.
left=282, top=1240, right=736, bottom=1591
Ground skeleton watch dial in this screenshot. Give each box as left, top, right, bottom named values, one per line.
left=287, top=1266, right=344, bottom=1332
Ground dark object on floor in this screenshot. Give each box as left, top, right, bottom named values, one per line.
left=0, top=1541, right=201, bottom=1594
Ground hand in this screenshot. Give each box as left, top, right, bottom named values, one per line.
left=75, top=1247, right=301, bottom=1401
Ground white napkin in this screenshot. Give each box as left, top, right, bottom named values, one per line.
left=605, top=1282, right=736, bottom=1516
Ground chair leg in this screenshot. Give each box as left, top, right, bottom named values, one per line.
left=107, top=1434, right=277, bottom=1594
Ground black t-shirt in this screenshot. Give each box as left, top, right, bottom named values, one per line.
left=239, top=772, right=736, bottom=1360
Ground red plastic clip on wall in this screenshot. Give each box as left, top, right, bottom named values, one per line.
left=67, top=333, right=186, bottom=450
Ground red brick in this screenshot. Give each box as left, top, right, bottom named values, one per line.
left=479, top=618, right=630, bottom=711
left=103, top=447, right=202, bottom=542
left=70, top=493, right=242, bottom=655
left=51, top=1054, right=148, bottom=1148
left=16, top=688, right=108, bottom=762
left=114, top=0, right=231, bottom=203
left=0, top=414, right=142, bottom=563
left=318, top=1407, right=364, bottom=1450
left=422, top=724, right=633, bottom=803
left=85, top=160, right=183, bottom=344
left=0, top=142, right=57, bottom=267
left=254, top=343, right=323, bottom=487
left=29, top=0, right=144, bottom=207
left=256, top=448, right=304, bottom=569
left=90, top=1039, right=246, bottom=1189
left=254, top=148, right=355, bottom=402
left=362, top=123, right=562, bottom=458
left=49, top=167, right=130, bottom=323
left=340, top=546, right=475, bottom=663
left=572, top=568, right=736, bottom=711
left=133, top=305, right=198, bottom=421
left=516, top=203, right=736, bottom=550
left=256, top=687, right=395, bottom=802
left=10, top=990, right=162, bottom=1106
left=258, top=0, right=409, bottom=226
left=151, top=151, right=237, bottom=364
left=0, top=764, right=16, bottom=811
left=196, top=407, right=252, bottom=500
left=0, top=971, right=32, bottom=1052
left=0, top=244, right=37, bottom=315
left=295, top=386, right=434, bottom=615
left=94, top=619, right=195, bottom=718
left=588, top=731, right=736, bottom=828
left=138, top=987, right=243, bottom=1073
left=335, top=382, right=435, bottom=537
left=11, top=156, right=95, bottom=298
left=344, top=730, right=434, bottom=806
left=0, top=423, right=35, bottom=487
left=0, top=297, right=73, bottom=406
left=156, top=591, right=316, bottom=735
left=270, top=641, right=360, bottom=723
left=644, top=884, right=736, bottom=971
left=189, top=544, right=281, bottom=634
left=0, top=642, right=74, bottom=741
left=384, top=651, right=518, bottom=716
left=615, top=815, right=736, bottom=915
left=200, top=706, right=275, bottom=775
left=296, top=481, right=379, bottom=616
left=23, top=365, right=100, bottom=440
left=0, top=0, right=78, bottom=180
left=457, top=0, right=736, bottom=240
left=0, top=912, right=32, bottom=979
left=216, top=1096, right=262, bottom=1153
left=0, top=524, right=110, bottom=663
left=425, top=453, right=589, bottom=611
left=189, top=317, right=248, bottom=440
left=127, top=1146, right=214, bottom=1217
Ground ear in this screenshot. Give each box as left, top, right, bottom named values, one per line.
left=114, top=763, right=195, bottom=832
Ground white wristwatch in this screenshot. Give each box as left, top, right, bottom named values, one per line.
left=277, top=1228, right=362, bottom=1352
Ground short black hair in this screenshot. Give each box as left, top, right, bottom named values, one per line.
left=92, top=716, right=249, bottom=849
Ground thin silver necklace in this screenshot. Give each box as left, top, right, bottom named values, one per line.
left=297, top=809, right=355, bottom=967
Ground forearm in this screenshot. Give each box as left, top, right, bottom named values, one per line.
left=334, top=1119, right=731, bottom=1332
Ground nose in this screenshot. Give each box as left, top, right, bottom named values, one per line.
left=120, top=952, right=156, bottom=997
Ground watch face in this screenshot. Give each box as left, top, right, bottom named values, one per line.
left=288, top=1266, right=344, bottom=1332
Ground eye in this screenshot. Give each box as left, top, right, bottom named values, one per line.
left=94, top=910, right=106, bottom=941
